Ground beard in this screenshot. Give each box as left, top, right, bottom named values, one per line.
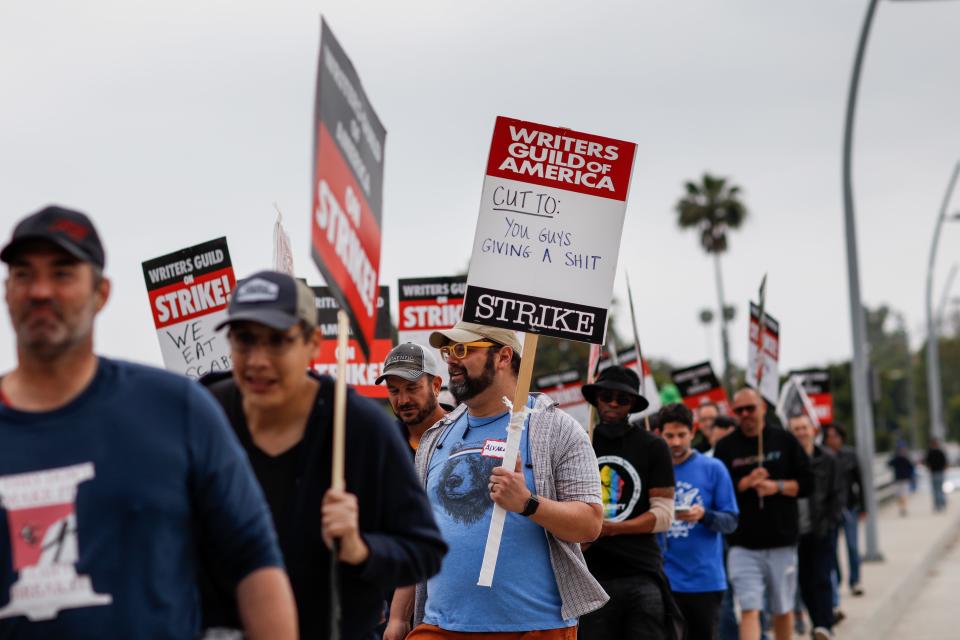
left=397, top=394, right=439, bottom=427
left=448, top=350, right=497, bottom=403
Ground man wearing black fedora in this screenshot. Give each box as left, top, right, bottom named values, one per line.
left=579, top=365, right=682, bottom=640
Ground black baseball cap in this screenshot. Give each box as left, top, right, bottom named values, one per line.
left=375, top=342, right=444, bottom=385
left=1, top=205, right=105, bottom=268
left=215, top=270, right=317, bottom=331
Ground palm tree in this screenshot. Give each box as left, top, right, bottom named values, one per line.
left=676, top=173, right=748, bottom=398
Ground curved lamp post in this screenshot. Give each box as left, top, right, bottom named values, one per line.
left=926, top=169, right=960, bottom=443
left=842, top=0, right=956, bottom=562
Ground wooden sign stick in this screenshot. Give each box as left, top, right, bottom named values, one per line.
left=477, top=332, right=539, bottom=587
left=328, top=309, right=350, bottom=640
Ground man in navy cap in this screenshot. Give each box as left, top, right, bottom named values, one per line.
left=200, top=270, right=446, bottom=640
left=579, top=365, right=681, bottom=640
left=0, top=206, right=297, bottom=639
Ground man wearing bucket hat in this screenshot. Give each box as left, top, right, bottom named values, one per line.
left=579, top=365, right=682, bottom=640
left=199, top=270, right=446, bottom=640
left=405, top=321, right=606, bottom=639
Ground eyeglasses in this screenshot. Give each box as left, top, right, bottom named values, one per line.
left=733, top=404, right=758, bottom=416
left=439, top=341, right=496, bottom=361
left=597, top=390, right=634, bottom=406
left=228, top=329, right=305, bottom=357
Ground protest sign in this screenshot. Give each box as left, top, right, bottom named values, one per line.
left=311, top=285, right=393, bottom=398
left=777, top=375, right=822, bottom=428
left=746, top=302, right=780, bottom=403
left=398, top=275, right=467, bottom=385
left=671, top=361, right=731, bottom=418
left=786, top=369, right=833, bottom=424
left=599, top=347, right=661, bottom=418
left=468, top=117, right=636, bottom=586
left=311, top=18, right=386, bottom=359
left=273, top=207, right=294, bottom=275
left=462, top=116, right=637, bottom=344
left=535, top=369, right=589, bottom=429
left=142, top=238, right=235, bottom=379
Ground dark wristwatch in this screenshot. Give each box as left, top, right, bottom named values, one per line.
left=521, top=494, right=540, bottom=517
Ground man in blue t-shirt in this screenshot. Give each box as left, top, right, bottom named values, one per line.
left=403, top=321, right=606, bottom=639
left=660, top=403, right=739, bottom=640
left=0, top=206, right=297, bottom=639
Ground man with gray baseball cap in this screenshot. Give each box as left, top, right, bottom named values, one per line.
left=376, top=342, right=447, bottom=456
left=377, top=343, right=448, bottom=640
left=200, top=270, right=446, bottom=640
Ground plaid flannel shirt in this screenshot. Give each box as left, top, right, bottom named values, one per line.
left=412, top=392, right=608, bottom=626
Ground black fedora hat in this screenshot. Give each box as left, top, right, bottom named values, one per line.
left=582, top=365, right=649, bottom=413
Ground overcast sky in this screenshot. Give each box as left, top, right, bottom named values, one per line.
left=2, top=0, right=959, bottom=377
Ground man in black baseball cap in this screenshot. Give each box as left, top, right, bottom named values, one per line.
left=579, top=365, right=681, bottom=640
left=200, top=270, right=446, bottom=639
left=0, top=208, right=297, bottom=638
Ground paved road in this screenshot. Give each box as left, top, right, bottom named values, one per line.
left=881, top=478, right=959, bottom=639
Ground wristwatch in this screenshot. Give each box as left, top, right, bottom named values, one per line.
left=777, top=480, right=785, bottom=494
left=521, top=493, right=540, bottom=517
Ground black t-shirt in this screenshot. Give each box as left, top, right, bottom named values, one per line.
left=713, top=425, right=812, bottom=550
left=925, top=448, right=947, bottom=472
left=585, top=421, right=675, bottom=579
left=234, top=423, right=308, bottom=550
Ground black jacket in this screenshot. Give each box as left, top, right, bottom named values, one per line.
left=834, top=446, right=866, bottom=513
left=198, top=371, right=447, bottom=639
left=714, top=425, right=813, bottom=549
left=800, top=445, right=844, bottom=539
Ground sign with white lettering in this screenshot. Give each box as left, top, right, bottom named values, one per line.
left=671, top=361, right=731, bottom=418
left=311, top=18, right=386, bottom=359
left=142, top=237, right=235, bottom=379
left=746, top=303, right=780, bottom=403
left=462, top=116, right=637, bottom=344
left=312, top=285, right=393, bottom=398
left=397, top=275, right=467, bottom=386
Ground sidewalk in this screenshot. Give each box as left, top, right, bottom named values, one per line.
left=830, top=470, right=959, bottom=640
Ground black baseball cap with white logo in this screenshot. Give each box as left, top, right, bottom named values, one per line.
left=215, top=270, right=317, bottom=331
left=1, top=205, right=106, bottom=268
left=375, top=342, right=444, bottom=385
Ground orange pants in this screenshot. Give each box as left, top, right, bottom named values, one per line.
left=407, top=623, right=577, bottom=639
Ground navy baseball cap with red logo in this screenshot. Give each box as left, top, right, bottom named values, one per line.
left=1, top=205, right=105, bottom=269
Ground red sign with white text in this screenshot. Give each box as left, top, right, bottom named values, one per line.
left=311, top=19, right=386, bottom=359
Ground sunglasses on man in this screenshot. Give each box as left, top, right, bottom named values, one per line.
left=732, top=404, right=758, bottom=416
left=596, top=390, right=634, bottom=406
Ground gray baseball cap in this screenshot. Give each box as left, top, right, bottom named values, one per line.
left=375, top=342, right=444, bottom=385
left=215, top=270, right=317, bottom=331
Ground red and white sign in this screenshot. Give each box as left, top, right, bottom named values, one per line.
left=312, top=286, right=393, bottom=398
left=788, top=369, right=833, bottom=424
left=311, top=18, right=386, bottom=359
left=462, top=116, right=637, bottom=344
left=536, top=369, right=589, bottom=429
left=671, top=361, right=731, bottom=420
left=747, top=303, right=780, bottom=403
left=142, top=238, right=235, bottom=379
left=398, top=275, right=466, bottom=385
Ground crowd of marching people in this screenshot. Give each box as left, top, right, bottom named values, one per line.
left=0, top=205, right=950, bottom=639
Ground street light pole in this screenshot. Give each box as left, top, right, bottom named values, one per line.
left=842, top=0, right=883, bottom=562
left=924, top=161, right=960, bottom=443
